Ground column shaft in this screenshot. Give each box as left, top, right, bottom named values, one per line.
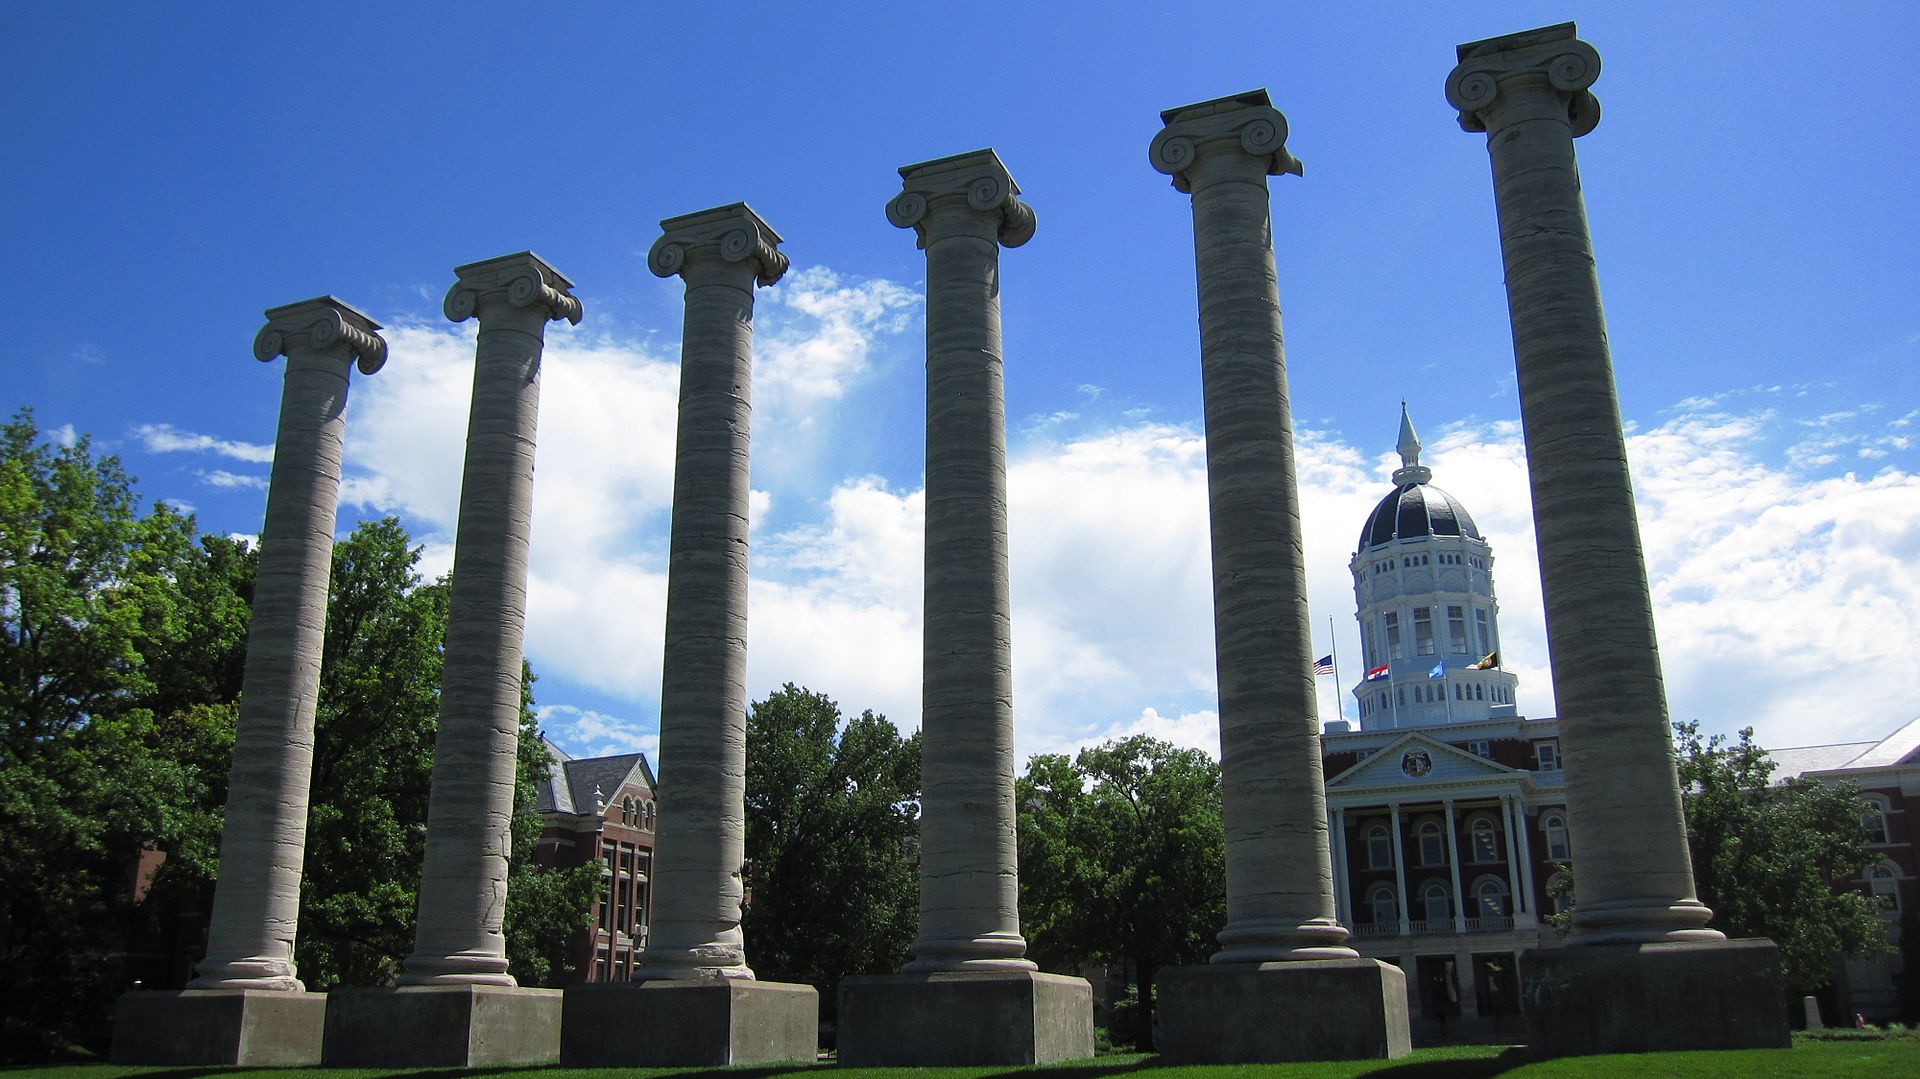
left=1444, top=801, right=1465, bottom=932
left=405, top=254, right=579, bottom=984
left=192, top=300, right=384, bottom=991
left=1500, top=795, right=1524, bottom=914
left=640, top=205, right=784, bottom=978
left=1153, top=93, right=1349, bottom=964
left=1449, top=27, right=1716, bottom=944
left=1390, top=802, right=1410, bottom=936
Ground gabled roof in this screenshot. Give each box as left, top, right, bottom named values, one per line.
left=1773, top=714, right=1920, bottom=780
left=1327, top=731, right=1522, bottom=791
left=532, top=734, right=656, bottom=818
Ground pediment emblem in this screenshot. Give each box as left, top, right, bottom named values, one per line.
left=1401, top=749, right=1433, bottom=778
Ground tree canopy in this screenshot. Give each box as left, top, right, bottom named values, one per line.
left=1016, top=734, right=1225, bottom=1049
left=1673, top=720, right=1888, bottom=996
left=741, top=683, right=920, bottom=1020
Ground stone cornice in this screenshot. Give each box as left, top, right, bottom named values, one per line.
left=253, top=296, right=387, bottom=374
left=444, top=251, right=584, bottom=326
left=1446, top=22, right=1601, bottom=136
left=886, top=148, right=1036, bottom=250
left=647, top=202, right=788, bottom=287
left=1150, top=88, right=1302, bottom=194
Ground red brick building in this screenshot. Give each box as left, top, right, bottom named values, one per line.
left=531, top=736, right=657, bottom=983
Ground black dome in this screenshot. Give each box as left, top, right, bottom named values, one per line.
left=1357, top=482, right=1481, bottom=554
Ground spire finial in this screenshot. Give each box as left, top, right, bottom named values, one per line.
left=1392, top=403, right=1432, bottom=485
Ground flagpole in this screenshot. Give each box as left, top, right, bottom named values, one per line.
left=1329, top=616, right=1344, bottom=722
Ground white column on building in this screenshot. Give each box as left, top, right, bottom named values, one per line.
left=1332, top=807, right=1353, bottom=927
left=1390, top=802, right=1410, bottom=935
left=1514, top=801, right=1538, bottom=925
left=1499, top=794, right=1524, bottom=915
left=1444, top=800, right=1465, bottom=933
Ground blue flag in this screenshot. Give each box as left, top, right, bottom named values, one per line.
left=1428, top=661, right=1445, bottom=679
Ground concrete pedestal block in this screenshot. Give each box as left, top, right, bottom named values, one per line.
left=1520, top=938, right=1790, bottom=1056
left=1156, top=959, right=1411, bottom=1063
left=321, top=985, right=561, bottom=1066
left=111, top=989, right=326, bottom=1065
left=560, top=978, right=816, bottom=1065
left=837, top=970, right=1092, bottom=1066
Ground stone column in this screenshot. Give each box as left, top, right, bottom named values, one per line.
left=399, top=253, right=581, bottom=987
left=888, top=150, right=1037, bottom=974
left=1149, top=96, right=1410, bottom=1063
left=1391, top=802, right=1411, bottom=935
left=1447, top=24, right=1714, bottom=947
left=1332, top=808, right=1353, bottom=926
left=1443, top=801, right=1465, bottom=932
left=1499, top=795, right=1524, bottom=916
left=1149, top=90, right=1350, bottom=965
left=1513, top=802, right=1537, bottom=920
left=639, top=204, right=788, bottom=981
left=1449, top=23, right=1787, bottom=1055
left=560, top=207, right=817, bottom=1068
left=837, top=151, right=1092, bottom=1068
left=114, top=299, right=384, bottom=1066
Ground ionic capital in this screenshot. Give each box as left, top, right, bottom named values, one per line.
left=444, top=251, right=584, bottom=327
left=1150, top=89, right=1302, bottom=194
left=253, top=296, right=387, bottom=374
left=648, top=202, right=788, bottom=287
left=1447, top=22, right=1601, bottom=137
left=886, top=148, right=1036, bottom=250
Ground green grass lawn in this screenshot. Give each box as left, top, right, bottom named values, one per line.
left=7, top=1038, right=1913, bottom=1079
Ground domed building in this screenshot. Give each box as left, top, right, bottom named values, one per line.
left=1317, top=406, right=1569, bottom=1042
left=1347, top=406, right=1519, bottom=729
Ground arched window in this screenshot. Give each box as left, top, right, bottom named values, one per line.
left=1416, top=819, right=1446, bottom=866
left=1472, top=875, right=1511, bottom=918
left=1862, top=796, right=1891, bottom=845
left=1366, top=824, right=1394, bottom=870
left=1542, top=812, right=1571, bottom=861
left=1870, top=862, right=1901, bottom=913
left=621, top=797, right=636, bottom=825
left=1421, top=880, right=1452, bottom=923
left=644, top=801, right=657, bottom=830
left=1469, top=816, right=1500, bottom=863
left=1367, top=882, right=1399, bottom=926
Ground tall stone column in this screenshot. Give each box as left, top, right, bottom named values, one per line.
left=113, top=298, right=385, bottom=1065
left=561, top=205, right=816, bottom=1067
left=1147, top=92, right=1407, bottom=1064
left=324, top=254, right=578, bottom=1069
left=837, top=150, right=1090, bottom=1067
left=640, top=204, right=786, bottom=982
left=1448, top=23, right=1787, bottom=1055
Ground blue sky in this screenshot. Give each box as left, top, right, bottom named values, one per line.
left=6, top=3, right=1916, bottom=764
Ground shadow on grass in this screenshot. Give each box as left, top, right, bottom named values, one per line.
left=960, top=1046, right=1529, bottom=1079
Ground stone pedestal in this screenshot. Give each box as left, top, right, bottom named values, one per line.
left=1520, top=939, right=1789, bottom=1056
left=111, top=989, right=326, bottom=1065
left=1156, top=960, right=1411, bottom=1063
left=321, top=985, right=561, bottom=1066
left=836, top=971, right=1092, bottom=1066
left=560, top=979, right=816, bottom=1066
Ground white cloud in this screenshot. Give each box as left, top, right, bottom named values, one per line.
left=198, top=469, right=266, bottom=490
left=132, top=422, right=275, bottom=463
left=538, top=703, right=658, bottom=761
left=48, top=423, right=77, bottom=448
left=756, top=266, right=919, bottom=415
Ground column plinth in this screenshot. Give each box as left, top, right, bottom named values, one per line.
left=1150, top=91, right=1351, bottom=965
left=401, top=252, right=580, bottom=987
left=638, top=203, right=786, bottom=982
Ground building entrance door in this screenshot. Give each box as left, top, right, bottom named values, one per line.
left=1416, top=955, right=1460, bottom=1024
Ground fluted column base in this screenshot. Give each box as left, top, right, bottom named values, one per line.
left=1568, top=897, right=1724, bottom=945
left=561, top=979, right=816, bottom=1066
left=904, top=930, right=1037, bottom=973
left=1211, top=917, right=1359, bottom=965
left=112, top=989, right=326, bottom=1065
left=1157, top=960, right=1410, bottom=1063
left=634, top=949, right=756, bottom=981
left=837, top=971, right=1091, bottom=1066
left=185, top=955, right=303, bottom=992
left=322, top=985, right=560, bottom=1067
left=1520, top=939, right=1788, bottom=1056
left=396, top=948, right=517, bottom=986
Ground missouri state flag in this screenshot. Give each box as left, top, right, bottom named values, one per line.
left=1468, top=651, right=1500, bottom=670
left=1364, top=664, right=1390, bottom=682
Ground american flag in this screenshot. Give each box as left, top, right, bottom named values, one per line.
left=1312, top=654, right=1334, bottom=677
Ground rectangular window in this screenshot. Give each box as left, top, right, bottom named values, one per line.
left=1468, top=740, right=1491, bottom=757
left=1475, top=609, right=1492, bottom=654
left=1448, top=606, right=1469, bottom=653
left=1414, top=609, right=1435, bottom=655
left=1365, top=624, right=1378, bottom=668
left=1385, top=613, right=1403, bottom=659
left=1535, top=742, right=1559, bottom=770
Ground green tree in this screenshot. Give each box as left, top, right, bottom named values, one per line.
left=0, top=409, right=244, bottom=1059
left=1016, top=735, right=1225, bottom=1050
left=742, top=684, right=921, bottom=1017
left=1673, top=720, right=1888, bottom=996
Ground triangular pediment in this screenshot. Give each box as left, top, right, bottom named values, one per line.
left=1327, top=732, right=1522, bottom=790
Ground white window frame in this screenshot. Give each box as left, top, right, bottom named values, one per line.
left=1543, top=812, right=1571, bottom=862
